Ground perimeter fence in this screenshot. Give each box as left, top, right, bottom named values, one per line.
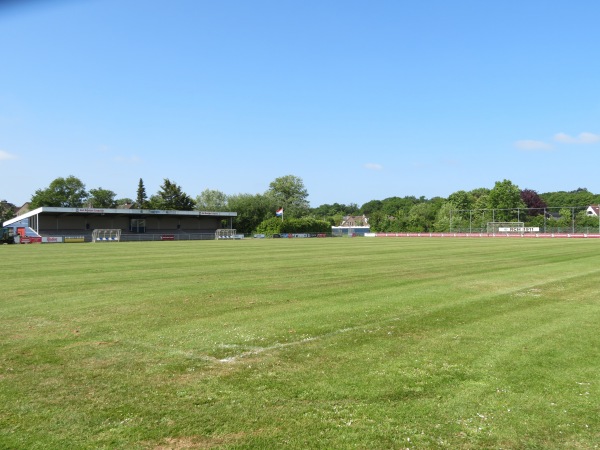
left=445, top=206, right=600, bottom=234
left=48, top=232, right=336, bottom=243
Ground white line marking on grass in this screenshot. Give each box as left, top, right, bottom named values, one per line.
left=217, top=322, right=400, bottom=363
left=219, top=336, right=318, bottom=363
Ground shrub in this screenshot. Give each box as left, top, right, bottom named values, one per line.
left=255, top=217, right=330, bottom=235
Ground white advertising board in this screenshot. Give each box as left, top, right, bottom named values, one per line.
left=498, top=227, right=540, bottom=232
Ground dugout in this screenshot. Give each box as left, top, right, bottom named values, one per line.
left=3, top=206, right=237, bottom=239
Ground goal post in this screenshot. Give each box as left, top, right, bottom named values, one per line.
left=92, top=229, right=122, bottom=242
left=486, top=222, right=524, bottom=234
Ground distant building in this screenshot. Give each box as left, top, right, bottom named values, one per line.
left=339, top=215, right=369, bottom=227
left=16, top=202, right=30, bottom=216
left=545, top=211, right=562, bottom=220
left=586, top=205, right=599, bottom=217
left=332, top=215, right=370, bottom=236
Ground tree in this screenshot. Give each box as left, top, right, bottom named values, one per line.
left=540, top=188, right=600, bottom=208
left=406, top=202, right=438, bottom=232
left=469, top=187, right=490, bottom=200
left=227, top=193, right=276, bottom=234
left=557, top=208, right=574, bottom=231
left=266, top=175, right=310, bottom=218
left=149, top=179, right=195, bottom=210
left=30, top=175, right=88, bottom=208
left=433, top=202, right=454, bottom=232
left=380, top=196, right=418, bottom=217
left=1, top=201, right=16, bottom=224
left=576, top=209, right=600, bottom=231
left=116, top=198, right=134, bottom=206
left=520, top=189, right=546, bottom=216
left=366, top=210, right=385, bottom=232
left=88, top=188, right=117, bottom=208
left=196, top=189, right=228, bottom=211
left=136, top=178, right=148, bottom=208
left=360, top=200, right=383, bottom=215
left=311, top=203, right=359, bottom=217
left=471, top=191, right=492, bottom=229
left=487, top=179, right=526, bottom=222
left=447, top=190, right=474, bottom=212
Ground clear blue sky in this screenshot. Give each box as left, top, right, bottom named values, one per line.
left=1, top=0, right=599, bottom=208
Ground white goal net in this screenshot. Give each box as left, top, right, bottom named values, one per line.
left=92, top=229, right=122, bottom=242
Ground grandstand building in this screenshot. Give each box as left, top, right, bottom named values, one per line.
left=2, top=206, right=237, bottom=242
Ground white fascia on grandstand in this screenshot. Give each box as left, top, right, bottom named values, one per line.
left=4, top=207, right=237, bottom=221
left=2, top=207, right=46, bottom=232
left=11, top=206, right=237, bottom=217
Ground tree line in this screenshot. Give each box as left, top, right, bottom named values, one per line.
left=363, top=182, right=600, bottom=233
left=2, top=176, right=600, bottom=234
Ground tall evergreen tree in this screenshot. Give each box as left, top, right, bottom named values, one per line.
left=136, top=178, right=148, bottom=208
left=150, top=179, right=195, bottom=211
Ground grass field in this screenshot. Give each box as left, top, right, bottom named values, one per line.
left=1, top=238, right=600, bottom=449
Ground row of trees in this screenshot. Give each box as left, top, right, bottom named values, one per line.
left=26, top=174, right=310, bottom=210
left=26, top=176, right=194, bottom=211
left=363, top=182, right=600, bottom=233
left=18, top=174, right=316, bottom=234
left=3, top=175, right=600, bottom=234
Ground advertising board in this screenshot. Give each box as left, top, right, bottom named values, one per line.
left=20, top=237, right=42, bottom=244
left=65, top=237, right=85, bottom=243
left=42, top=237, right=64, bottom=243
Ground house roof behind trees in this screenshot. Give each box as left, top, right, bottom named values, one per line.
left=586, top=205, right=599, bottom=216
left=340, top=215, right=369, bottom=227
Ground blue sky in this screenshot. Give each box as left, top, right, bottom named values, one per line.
left=1, top=0, right=599, bottom=208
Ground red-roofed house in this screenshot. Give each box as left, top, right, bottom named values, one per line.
left=586, top=205, right=599, bottom=217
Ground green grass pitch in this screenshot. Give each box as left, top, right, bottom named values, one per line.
left=1, top=238, right=600, bottom=449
